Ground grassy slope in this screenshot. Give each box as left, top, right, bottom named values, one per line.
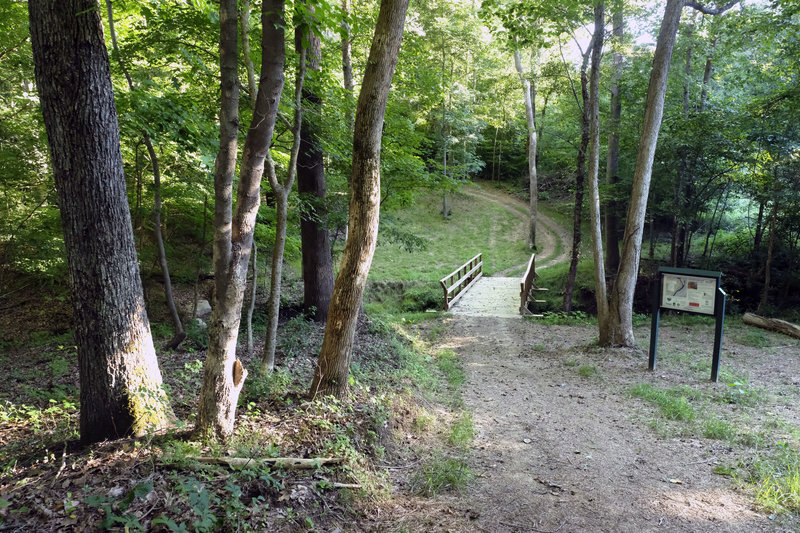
left=370, top=184, right=533, bottom=281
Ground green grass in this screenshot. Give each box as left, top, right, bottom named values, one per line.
left=369, top=184, right=533, bottom=282
left=577, top=365, right=598, bottom=378
left=448, top=413, right=475, bottom=447
left=629, top=384, right=696, bottom=421
left=410, top=454, right=474, bottom=497
left=740, top=449, right=800, bottom=513
left=436, top=349, right=465, bottom=388
left=733, top=329, right=770, bottom=348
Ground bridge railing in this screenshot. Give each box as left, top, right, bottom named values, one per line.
left=520, top=253, right=547, bottom=315
left=440, top=253, right=483, bottom=310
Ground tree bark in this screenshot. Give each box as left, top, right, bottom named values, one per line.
left=606, top=0, right=685, bottom=347
left=197, top=0, right=287, bottom=439
left=605, top=2, right=624, bottom=275
left=309, top=0, right=409, bottom=399
left=587, top=2, right=608, bottom=340
left=246, top=242, right=257, bottom=355
left=298, top=16, right=335, bottom=323
left=513, top=48, right=537, bottom=249
left=29, top=0, right=174, bottom=443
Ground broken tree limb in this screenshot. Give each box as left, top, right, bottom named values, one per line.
left=742, top=313, right=800, bottom=340
left=195, top=456, right=342, bottom=469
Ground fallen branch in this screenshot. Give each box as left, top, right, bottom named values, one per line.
left=742, top=312, right=800, bottom=340
left=195, top=456, right=342, bottom=469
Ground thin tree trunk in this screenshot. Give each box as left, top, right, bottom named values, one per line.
left=239, top=0, right=257, bottom=108
left=587, top=2, right=609, bottom=339
left=699, top=37, right=716, bottom=112
left=246, top=242, right=257, bottom=355
left=261, top=46, right=307, bottom=373
left=513, top=48, right=537, bottom=249
left=197, top=0, right=288, bottom=439
left=298, top=15, right=334, bottom=323
left=758, top=200, right=778, bottom=313
left=192, top=194, right=208, bottom=320
left=309, top=0, right=409, bottom=399
left=106, top=0, right=184, bottom=349
left=30, top=0, right=174, bottom=443
left=563, top=45, right=590, bottom=313
left=341, top=0, right=355, bottom=131
left=702, top=188, right=724, bottom=259
left=605, top=2, right=623, bottom=275
left=673, top=21, right=694, bottom=268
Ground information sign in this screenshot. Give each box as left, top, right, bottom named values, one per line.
left=649, top=267, right=726, bottom=381
left=661, top=273, right=717, bottom=315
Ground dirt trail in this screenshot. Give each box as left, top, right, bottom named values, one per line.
left=460, top=184, right=571, bottom=276
left=407, top=316, right=793, bottom=533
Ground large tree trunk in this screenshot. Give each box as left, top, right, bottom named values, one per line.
left=605, top=1, right=624, bottom=276
left=29, top=0, right=174, bottom=443
left=587, top=2, right=608, bottom=342
left=513, top=48, right=538, bottom=249
left=197, top=0, right=287, bottom=439
left=298, top=19, right=335, bottom=323
left=309, top=0, right=409, bottom=399
left=606, top=0, right=684, bottom=347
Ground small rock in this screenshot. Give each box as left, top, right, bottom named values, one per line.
left=194, top=299, right=212, bottom=318
left=523, top=438, right=532, bottom=444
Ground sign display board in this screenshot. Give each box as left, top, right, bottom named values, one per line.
left=649, top=267, right=726, bottom=381
left=661, top=273, right=717, bottom=315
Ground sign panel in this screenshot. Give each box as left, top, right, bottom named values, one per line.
left=660, top=273, right=717, bottom=315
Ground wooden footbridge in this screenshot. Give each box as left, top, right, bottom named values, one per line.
left=439, top=253, right=548, bottom=318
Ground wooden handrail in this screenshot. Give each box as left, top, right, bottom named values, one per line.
left=520, top=253, right=547, bottom=314
left=439, top=253, right=483, bottom=310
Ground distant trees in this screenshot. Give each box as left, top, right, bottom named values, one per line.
left=29, top=0, right=173, bottom=443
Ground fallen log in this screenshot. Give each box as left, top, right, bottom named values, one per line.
left=742, top=313, right=800, bottom=340
left=195, top=456, right=342, bottom=469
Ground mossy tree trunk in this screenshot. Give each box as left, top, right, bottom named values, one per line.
left=29, top=0, right=174, bottom=443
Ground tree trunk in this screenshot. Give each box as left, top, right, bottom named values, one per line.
left=309, top=0, right=409, bottom=399
left=758, top=200, right=778, bottom=313
left=298, top=19, right=334, bottom=323
left=239, top=0, right=257, bottom=108
left=197, top=0, right=287, bottom=439
left=562, top=40, right=592, bottom=313
left=586, top=2, right=608, bottom=341
left=606, top=0, right=685, bottom=347
left=341, top=0, right=355, bottom=132
left=29, top=0, right=174, bottom=443
left=246, top=241, right=257, bottom=355
left=513, top=48, right=537, bottom=249
left=261, top=41, right=307, bottom=373
left=106, top=0, right=185, bottom=349
left=605, top=1, right=623, bottom=276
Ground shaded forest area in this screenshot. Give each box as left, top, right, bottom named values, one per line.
left=1, top=0, right=800, bottom=529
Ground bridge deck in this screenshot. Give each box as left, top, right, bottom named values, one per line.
left=448, top=277, right=520, bottom=318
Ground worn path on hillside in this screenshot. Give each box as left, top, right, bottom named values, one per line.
left=460, top=184, right=571, bottom=276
